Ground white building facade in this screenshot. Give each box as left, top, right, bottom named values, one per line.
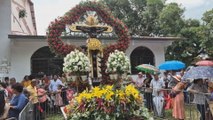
left=9, top=35, right=179, bottom=81
left=0, top=0, right=36, bottom=80
left=1, top=0, right=180, bottom=81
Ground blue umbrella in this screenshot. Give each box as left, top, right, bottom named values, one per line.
left=158, top=60, right=185, bottom=70
left=182, top=66, right=213, bottom=81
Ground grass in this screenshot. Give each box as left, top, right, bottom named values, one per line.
left=46, top=114, right=64, bottom=120
left=151, top=104, right=200, bottom=120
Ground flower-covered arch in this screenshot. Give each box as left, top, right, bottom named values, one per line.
left=47, top=1, right=131, bottom=82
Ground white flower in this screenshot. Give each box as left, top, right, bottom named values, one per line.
left=63, top=49, right=91, bottom=74
left=106, top=50, right=130, bottom=74
left=77, top=61, right=82, bottom=65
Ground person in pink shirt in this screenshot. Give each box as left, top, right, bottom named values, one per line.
left=132, top=72, right=145, bottom=91
left=37, top=86, right=48, bottom=113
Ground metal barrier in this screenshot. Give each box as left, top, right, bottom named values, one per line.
left=17, top=87, right=213, bottom=120
left=141, top=87, right=211, bottom=120
left=18, top=102, right=34, bottom=120
left=18, top=89, right=70, bottom=120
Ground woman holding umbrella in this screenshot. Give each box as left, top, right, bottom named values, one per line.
left=172, top=80, right=188, bottom=120
left=187, top=79, right=208, bottom=120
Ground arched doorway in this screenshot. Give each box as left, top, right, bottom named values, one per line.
left=31, top=46, right=63, bottom=77
left=130, top=46, right=155, bottom=74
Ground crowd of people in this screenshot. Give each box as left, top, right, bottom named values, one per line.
left=0, top=70, right=213, bottom=120
left=0, top=74, right=74, bottom=120
left=130, top=70, right=213, bottom=120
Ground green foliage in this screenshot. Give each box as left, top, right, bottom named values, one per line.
left=166, top=8, right=213, bottom=65
left=166, top=26, right=204, bottom=66
left=19, top=9, right=27, bottom=18
left=201, top=9, right=213, bottom=56
left=159, top=3, right=184, bottom=36
left=101, top=0, right=166, bottom=36
left=100, top=0, right=213, bottom=65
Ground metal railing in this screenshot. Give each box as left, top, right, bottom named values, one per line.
left=18, top=102, right=34, bottom=120
left=16, top=87, right=213, bottom=120
left=18, top=89, right=70, bottom=120
left=140, top=87, right=212, bottom=120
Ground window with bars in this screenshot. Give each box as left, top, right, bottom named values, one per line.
left=31, top=46, right=63, bottom=77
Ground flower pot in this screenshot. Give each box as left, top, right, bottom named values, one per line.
left=71, top=75, right=77, bottom=81
left=81, top=75, right=87, bottom=81
left=122, top=73, right=127, bottom=79
left=67, top=76, right=72, bottom=82
left=109, top=74, right=114, bottom=79
left=113, top=74, right=118, bottom=80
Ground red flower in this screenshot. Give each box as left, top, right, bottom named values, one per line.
left=47, top=1, right=130, bottom=83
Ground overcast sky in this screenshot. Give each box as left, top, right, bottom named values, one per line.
left=32, top=0, right=213, bottom=35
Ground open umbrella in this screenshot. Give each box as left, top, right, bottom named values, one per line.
left=182, top=66, right=213, bottom=81
left=196, top=60, right=213, bottom=66
left=158, top=60, right=185, bottom=70
left=136, top=64, right=159, bottom=74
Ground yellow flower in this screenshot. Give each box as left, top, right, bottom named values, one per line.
left=84, top=93, right=92, bottom=101
left=105, top=85, right=113, bottom=90
left=105, top=91, right=114, bottom=101
left=116, top=90, right=125, bottom=100
left=125, top=84, right=140, bottom=99
left=92, top=86, right=100, bottom=92
left=93, top=89, right=104, bottom=98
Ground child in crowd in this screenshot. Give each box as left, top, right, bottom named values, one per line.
left=55, top=84, right=63, bottom=107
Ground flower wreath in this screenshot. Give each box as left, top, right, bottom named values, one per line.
left=47, top=1, right=131, bottom=82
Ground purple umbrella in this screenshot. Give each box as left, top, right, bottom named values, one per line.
left=182, top=66, right=213, bottom=81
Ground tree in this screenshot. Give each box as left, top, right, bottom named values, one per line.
left=100, top=0, right=212, bottom=64
left=101, top=0, right=166, bottom=36
left=165, top=11, right=213, bottom=65
left=201, top=9, right=213, bottom=57
left=166, top=25, right=204, bottom=65
left=158, top=3, right=185, bottom=36
left=140, top=0, right=164, bottom=35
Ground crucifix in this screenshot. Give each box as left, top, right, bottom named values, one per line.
left=69, top=14, right=113, bottom=81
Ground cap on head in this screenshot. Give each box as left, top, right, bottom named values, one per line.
left=31, top=79, right=37, bottom=83
left=172, top=75, right=182, bottom=82
left=138, top=72, right=142, bottom=75
left=153, top=71, right=160, bottom=75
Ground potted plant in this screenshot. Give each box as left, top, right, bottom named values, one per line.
left=63, top=85, right=153, bottom=120
left=106, top=50, right=131, bottom=82
left=63, top=49, right=91, bottom=92
left=19, top=9, right=27, bottom=18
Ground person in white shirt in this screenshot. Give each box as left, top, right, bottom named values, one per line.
left=49, top=75, right=63, bottom=92
left=150, top=72, right=165, bottom=117
left=48, top=74, right=64, bottom=109
left=132, top=72, right=145, bottom=90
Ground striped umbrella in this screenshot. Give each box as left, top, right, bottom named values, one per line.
left=136, top=64, right=159, bottom=74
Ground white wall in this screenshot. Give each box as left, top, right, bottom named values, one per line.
left=0, top=0, right=11, bottom=64
left=10, top=37, right=173, bottom=81
left=11, top=0, right=36, bottom=35
left=10, top=39, right=47, bottom=81
left=126, top=39, right=172, bottom=68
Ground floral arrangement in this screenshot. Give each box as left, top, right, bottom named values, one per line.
left=63, top=49, right=91, bottom=75
left=47, top=1, right=131, bottom=83
left=64, top=85, right=152, bottom=120
left=106, top=50, right=131, bottom=74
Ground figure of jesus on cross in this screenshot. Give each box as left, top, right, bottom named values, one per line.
left=69, top=13, right=113, bottom=81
